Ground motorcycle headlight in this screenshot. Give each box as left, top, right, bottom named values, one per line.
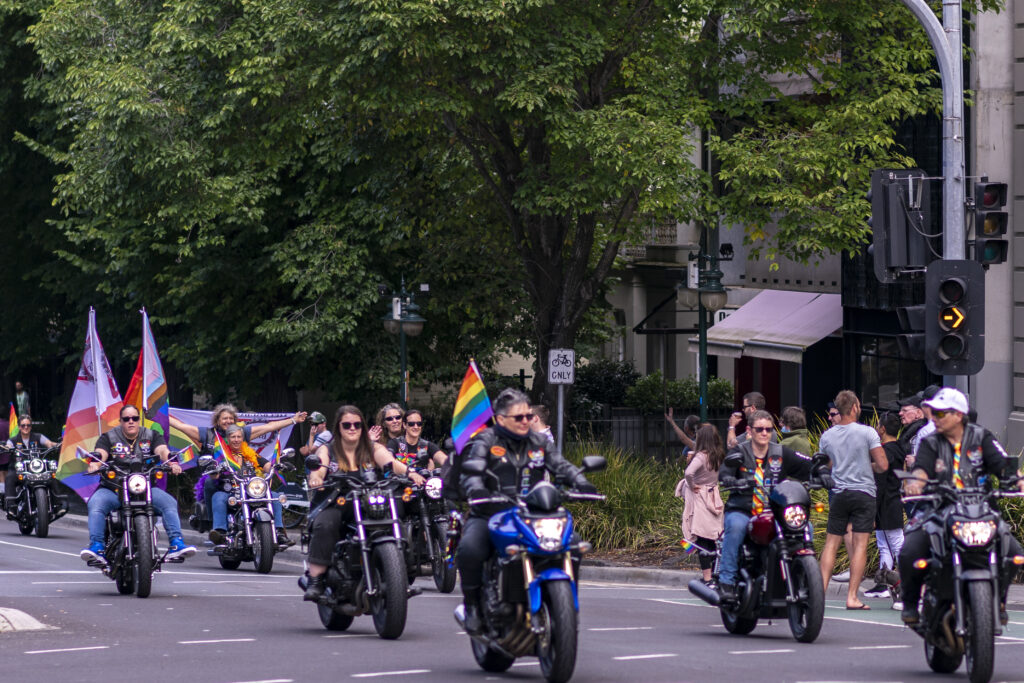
left=783, top=505, right=808, bottom=529
left=245, top=478, right=268, bottom=499
left=530, top=517, right=567, bottom=552
left=47, top=459, right=57, bottom=471
left=14, top=461, right=24, bottom=472
left=951, top=520, right=997, bottom=547
left=425, top=477, right=443, bottom=500
left=28, top=459, right=45, bottom=474
left=126, top=473, right=148, bottom=495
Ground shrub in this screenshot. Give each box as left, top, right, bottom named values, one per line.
left=624, top=371, right=734, bottom=415
left=572, top=359, right=640, bottom=411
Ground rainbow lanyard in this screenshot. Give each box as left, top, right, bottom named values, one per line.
left=952, top=442, right=964, bottom=489
left=752, top=458, right=769, bottom=514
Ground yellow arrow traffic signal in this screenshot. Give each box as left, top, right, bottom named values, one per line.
left=940, top=306, right=965, bottom=330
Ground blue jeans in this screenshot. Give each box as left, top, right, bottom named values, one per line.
left=87, top=486, right=183, bottom=545
left=211, top=491, right=283, bottom=529
left=718, top=510, right=751, bottom=586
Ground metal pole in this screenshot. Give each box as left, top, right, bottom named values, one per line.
left=556, top=384, right=565, bottom=455
left=399, top=324, right=408, bottom=409
left=698, top=298, right=708, bottom=422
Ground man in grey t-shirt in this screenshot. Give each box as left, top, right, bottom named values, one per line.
left=817, top=390, right=888, bottom=609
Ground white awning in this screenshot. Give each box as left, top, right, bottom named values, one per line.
left=688, top=290, right=842, bottom=364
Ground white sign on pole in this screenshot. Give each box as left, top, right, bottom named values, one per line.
left=548, top=349, right=575, bottom=385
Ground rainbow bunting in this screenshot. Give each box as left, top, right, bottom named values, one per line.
left=679, top=539, right=697, bottom=554
left=216, top=432, right=241, bottom=471
left=123, top=309, right=169, bottom=438
left=8, top=403, right=16, bottom=440
left=451, top=360, right=494, bottom=454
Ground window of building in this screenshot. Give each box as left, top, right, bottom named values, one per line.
left=855, top=334, right=927, bottom=409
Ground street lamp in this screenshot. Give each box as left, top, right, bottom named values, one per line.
left=381, top=280, right=427, bottom=408
left=691, top=241, right=730, bottom=421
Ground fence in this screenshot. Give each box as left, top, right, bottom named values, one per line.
left=565, top=409, right=730, bottom=461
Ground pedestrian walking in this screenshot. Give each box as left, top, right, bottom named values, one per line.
left=861, top=411, right=905, bottom=602
left=674, top=424, right=725, bottom=586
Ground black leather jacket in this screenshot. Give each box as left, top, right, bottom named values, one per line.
left=459, top=427, right=582, bottom=517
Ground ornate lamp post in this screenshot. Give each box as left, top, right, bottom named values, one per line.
left=690, top=236, right=731, bottom=421
left=381, top=280, right=426, bottom=408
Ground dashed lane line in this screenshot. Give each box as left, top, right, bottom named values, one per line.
left=727, top=649, right=795, bottom=655
left=226, top=680, right=294, bottom=683
left=25, top=646, right=109, bottom=654
left=848, top=645, right=912, bottom=650
left=179, top=638, right=256, bottom=645
left=612, top=654, right=678, bottom=661
left=588, top=626, right=654, bottom=631
left=0, top=540, right=80, bottom=557
left=351, top=670, right=431, bottom=678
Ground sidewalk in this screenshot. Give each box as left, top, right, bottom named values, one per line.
left=50, top=515, right=1024, bottom=606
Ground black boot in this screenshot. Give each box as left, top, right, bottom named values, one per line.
left=276, top=528, right=295, bottom=548
left=303, top=573, right=326, bottom=602
left=462, top=587, right=483, bottom=635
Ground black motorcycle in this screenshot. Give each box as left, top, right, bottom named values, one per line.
left=84, top=454, right=186, bottom=598
left=403, top=468, right=458, bottom=593
left=192, top=453, right=293, bottom=574
left=689, top=460, right=829, bottom=643
left=3, top=444, right=67, bottom=537
left=454, top=456, right=606, bottom=683
left=898, top=471, right=1024, bottom=683
left=298, top=455, right=416, bottom=639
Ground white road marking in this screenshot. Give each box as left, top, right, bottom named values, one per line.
left=25, top=646, right=108, bottom=654
left=848, top=645, right=912, bottom=650
left=588, top=626, right=654, bottom=632
left=0, top=570, right=93, bottom=574
left=323, top=634, right=375, bottom=639
left=171, top=580, right=283, bottom=584
left=351, top=670, right=431, bottom=678
left=511, top=662, right=539, bottom=667
left=0, top=540, right=80, bottom=557
left=227, top=680, right=294, bottom=683
left=612, top=654, right=678, bottom=661
left=31, top=581, right=109, bottom=585
left=728, top=649, right=794, bottom=655
left=995, top=635, right=1024, bottom=642
left=178, top=638, right=255, bottom=645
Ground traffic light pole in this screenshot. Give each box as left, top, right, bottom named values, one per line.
left=899, top=0, right=967, bottom=390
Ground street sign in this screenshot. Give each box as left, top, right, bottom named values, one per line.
left=548, top=349, right=575, bottom=384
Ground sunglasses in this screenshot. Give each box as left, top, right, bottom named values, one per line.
left=384, top=415, right=402, bottom=422
left=405, top=421, right=423, bottom=427
left=121, top=416, right=140, bottom=423
left=931, top=409, right=955, bottom=419
left=19, top=423, right=31, bottom=428
left=751, top=426, right=773, bottom=433
left=828, top=411, right=839, bottom=418
left=340, top=421, right=363, bottom=430
left=504, top=413, right=535, bottom=423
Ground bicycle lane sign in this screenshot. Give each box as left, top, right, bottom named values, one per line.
left=548, top=349, right=575, bottom=384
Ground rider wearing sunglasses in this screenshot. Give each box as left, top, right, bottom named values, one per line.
left=386, top=409, right=445, bottom=470
left=456, top=388, right=597, bottom=634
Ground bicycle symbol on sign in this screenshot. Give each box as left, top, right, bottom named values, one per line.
left=551, top=353, right=572, bottom=368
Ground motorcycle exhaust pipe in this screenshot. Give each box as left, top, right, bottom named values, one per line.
left=688, top=578, right=721, bottom=606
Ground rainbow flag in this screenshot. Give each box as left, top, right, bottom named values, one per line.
left=57, top=308, right=123, bottom=503
left=451, top=360, right=493, bottom=454
left=679, top=539, right=697, bottom=554
left=176, top=444, right=197, bottom=470
left=216, top=432, right=241, bottom=472
left=123, top=309, right=169, bottom=438
left=8, top=403, right=16, bottom=440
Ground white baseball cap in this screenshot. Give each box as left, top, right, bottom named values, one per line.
left=922, top=387, right=969, bottom=414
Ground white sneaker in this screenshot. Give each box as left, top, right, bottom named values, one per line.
left=832, top=569, right=850, bottom=583
left=892, top=600, right=904, bottom=610
left=862, top=584, right=890, bottom=598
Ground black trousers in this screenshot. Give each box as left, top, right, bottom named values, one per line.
left=307, top=505, right=355, bottom=567
left=457, top=516, right=491, bottom=592
left=899, top=525, right=1023, bottom=608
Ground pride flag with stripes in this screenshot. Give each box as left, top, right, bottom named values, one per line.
left=679, top=538, right=697, bottom=554
left=215, top=432, right=241, bottom=471
left=7, top=403, right=16, bottom=440
left=123, top=309, right=169, bottom=438
left=451, top=360, right=493, bottom=454
left=176, top=444, right=197, bottom=470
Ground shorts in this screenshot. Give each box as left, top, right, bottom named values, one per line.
left=826, top=489, right=876, bottom=535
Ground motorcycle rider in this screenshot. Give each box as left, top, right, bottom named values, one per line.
left=4, top=415, right=58, bottom=511
left=456, top=388, right=597, bottom=634
left=170, top=403, right=308, bottom=454
left=716, top=410, right=824, bottom=602
left=302, top=405, right=425, bottom=601
left=79, top=405, right=197, bottom=564
left=206, top=424, right=294, bottom=548
left=898, top=387, right=1024, bottom=625
left=387, top=409, right=446, bottom=469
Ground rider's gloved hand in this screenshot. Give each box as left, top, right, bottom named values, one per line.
left=817, top=473, right=835, bottom=490
left=572, top=474, right=597, bottom=494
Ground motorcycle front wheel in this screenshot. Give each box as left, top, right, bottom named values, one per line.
left=133, top=515, right=154, bottom=598
left=965, top=581, right=995, bottom=683
left=34, top=487, right=50, bottom=538
left=369, top=542, right=408, bottom=639
left=537, top=580, right=578, bottom=683
left=787, top=554, right=825, bottom=643
left=432, top=522, right=457, bottom=593
left=252, top=520, right=275, bottom=574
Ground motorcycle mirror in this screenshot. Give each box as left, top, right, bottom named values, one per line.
left=811, top=452, right=829, bottom=469
left=197, top=455, right=215, bottom=467
left=581, top=455, right=606, bottom=473
left=724, top=452, right=743, bottom=468
left=281, top=448, right=295, bottom=459
left=304, top=454, right=324, bottom=471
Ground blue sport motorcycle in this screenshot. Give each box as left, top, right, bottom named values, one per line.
left=455, top=456, right=605, bottom=683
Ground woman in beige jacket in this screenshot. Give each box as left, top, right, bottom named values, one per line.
left=674, top=424, right=725, bottom=586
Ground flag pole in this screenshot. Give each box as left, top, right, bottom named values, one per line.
left=88, top=307, right=103, bottom=437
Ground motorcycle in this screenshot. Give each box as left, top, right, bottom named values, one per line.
left=192, top=452, right=294, bottom=574
left=454, top=455, right=606, bottom=683
left=403, top=467, right=459, bottom=593
left=3, top=444, right=68, bottom=537
left=688, top=456, right=829, bottom=643
left=83, top=453, right=186, bottom=598
left=298, top=455, right=417, bottom=639
left=898, top=471, right=1024, bottom=683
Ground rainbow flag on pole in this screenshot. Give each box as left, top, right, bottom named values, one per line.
left=215, top=432, right=241, bottom=472
left=123, top=308, right=169, bottom=438
left=57, top=308, right=124, bottom=502
left=176, top=444, right=197, bottom=470
left=7, top=403, right=16, bottom=440
left=451, top=360, right=493, bottom=454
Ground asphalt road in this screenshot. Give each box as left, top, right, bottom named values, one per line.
left=0, top=520, right=1023, bottom=683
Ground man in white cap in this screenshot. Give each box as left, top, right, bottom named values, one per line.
left=898, top=387, right=1024, bottom=625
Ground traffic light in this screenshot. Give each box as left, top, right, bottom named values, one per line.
left=896, top=305, right=926, bottom=360
left=925, top=259, right=985, bottom=375
left=973, top=181, right=1008, bottom=266
left=870, top=169, right=932, bottom=283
